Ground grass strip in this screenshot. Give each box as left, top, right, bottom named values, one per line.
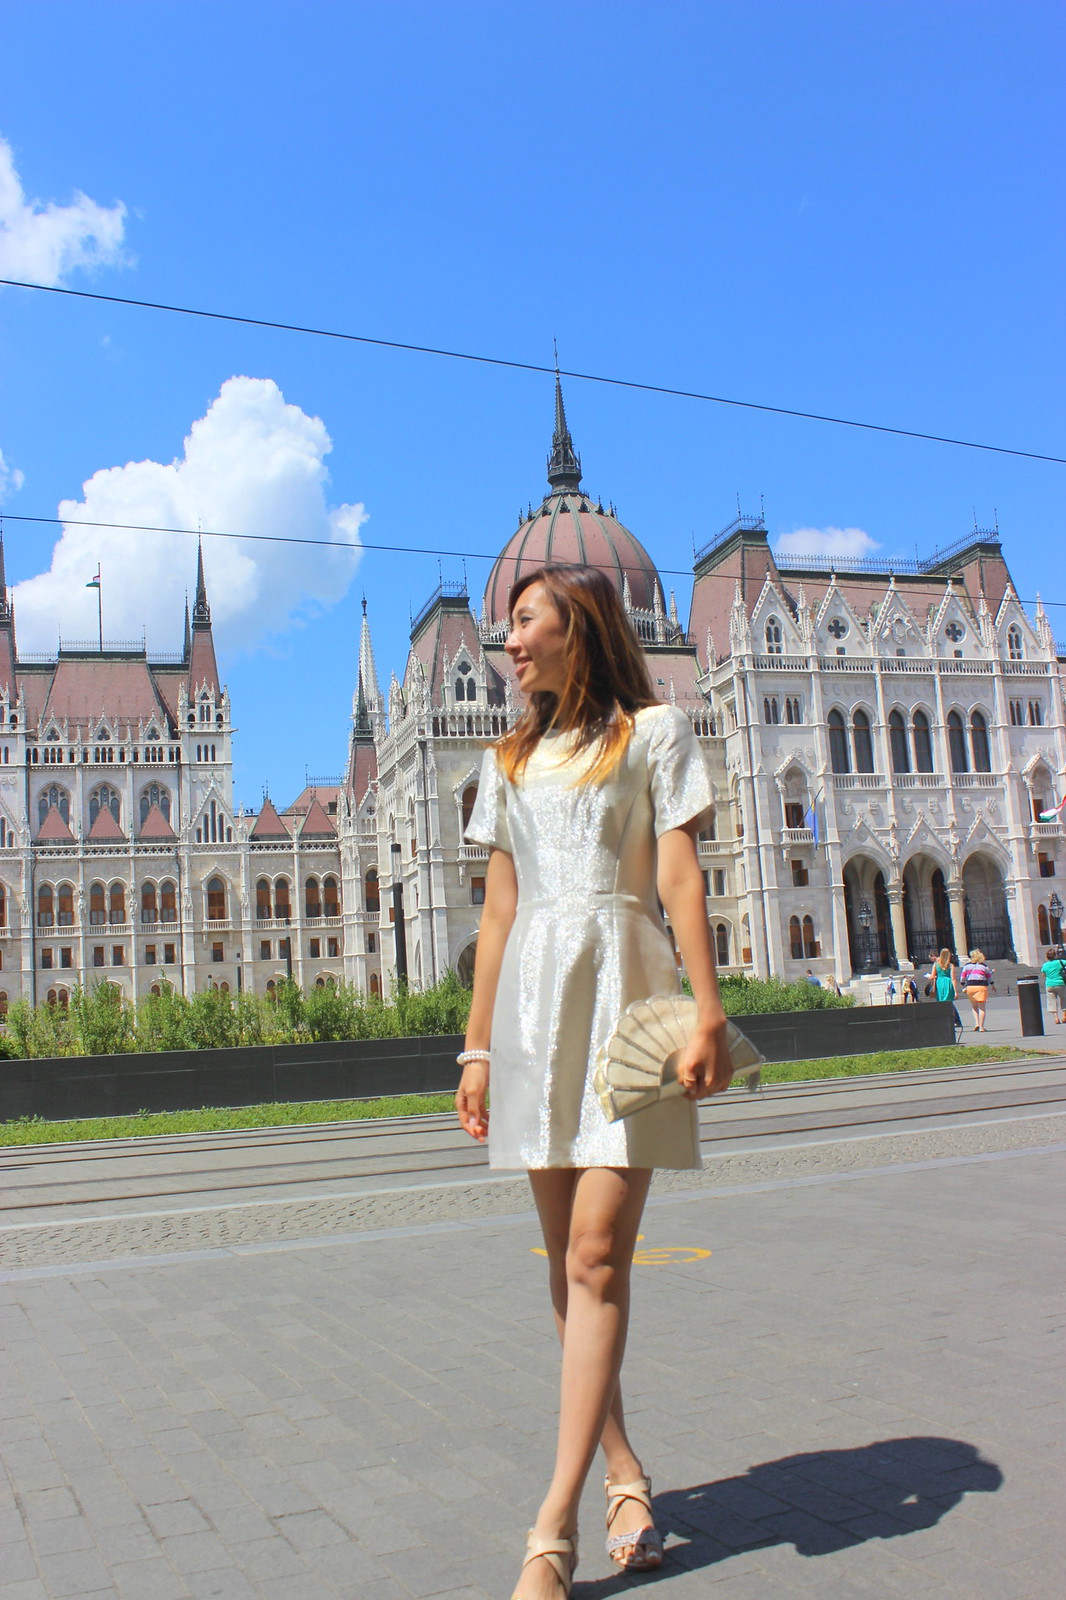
left=0, top=1043, right=1049, bottom=1146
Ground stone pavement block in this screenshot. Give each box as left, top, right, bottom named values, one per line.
left=159, top=1528, right=231, bottom=1574
left=380, top=1542, right=478, bottom=1597
left=4, top=1538, right=40, bottom=1581
left=255, top=1574, right=343, bottom=1600
left=181, top=1567, right=260, bottom=1600
left=27, top=1514, right=96, bottom=1557
left=37, top=1547, right=113, bottom=1596
left=108, top=1555, right=189, bottom=1600
left=228, top=1533, right=309, bottom=1579
left=144, top=1500, right=212, bottom=1538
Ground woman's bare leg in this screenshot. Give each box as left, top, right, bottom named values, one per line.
left=514, top=1167, right=652, bottom=1598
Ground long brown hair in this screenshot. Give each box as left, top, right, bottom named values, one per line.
left=496, top=564, right=657, bottom=785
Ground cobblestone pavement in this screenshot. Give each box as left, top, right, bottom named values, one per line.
left=1, top=1118, right=1064, bottom=1599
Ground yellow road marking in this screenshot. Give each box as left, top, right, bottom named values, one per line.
left=530, top=1234, right=711, bottom=1265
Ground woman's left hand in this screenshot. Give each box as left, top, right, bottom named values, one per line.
left=676, top=1017, right=733, bottom=1099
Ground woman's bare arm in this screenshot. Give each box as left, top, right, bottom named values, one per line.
left=455, top=847, right=518, bottom=1141
left=657, top=824, right=733, bottom=1099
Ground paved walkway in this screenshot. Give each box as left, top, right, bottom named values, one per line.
left=2, top=1116, right=1064, bottom=1598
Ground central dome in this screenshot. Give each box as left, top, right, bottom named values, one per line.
left=482, top=377, right=665, bottom=625
left=483, top=494, right=665, bottom=625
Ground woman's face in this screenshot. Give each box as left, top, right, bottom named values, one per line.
left=505, top=581, right=568, bottom=696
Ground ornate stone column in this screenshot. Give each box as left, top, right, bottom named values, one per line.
left=887, top=885, right=911, bottom=970
left=947, top=884, right=969, bottom=961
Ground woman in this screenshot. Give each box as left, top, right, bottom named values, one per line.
left=927, top=948, right=961, bottom=1035
left=1041, top=948, right=1066, bottom=1023
left=958, top=949, right=994, bottom=1033
left=456, top=565, right=732, bottom=1600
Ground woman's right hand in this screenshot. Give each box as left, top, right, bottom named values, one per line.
left=456, top=1059, right=490, bottom=1143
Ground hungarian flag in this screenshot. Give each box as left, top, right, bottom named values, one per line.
left=1039, top=795, right=1066, bottom=822
left=86, top=568, right=100, bottom=589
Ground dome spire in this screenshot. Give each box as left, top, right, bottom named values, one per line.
left=546, top=353, right=582, bottom=493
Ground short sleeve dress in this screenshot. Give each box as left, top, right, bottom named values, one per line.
left=466, top=704, right=713, bottom=1172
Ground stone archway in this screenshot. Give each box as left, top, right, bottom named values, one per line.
left=902, top=854, right=953, bottom=964
left=456, top=940, right=477, bottom=989
left=843, top=855, right=896, bottom=972
left=962, top=853, right=1014, bottom=960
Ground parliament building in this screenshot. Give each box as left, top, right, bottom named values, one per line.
left=0, top=385, right=1062, bottom=1011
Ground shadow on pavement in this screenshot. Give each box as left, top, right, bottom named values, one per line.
left=576, top=1436, right=1002, bottom=1592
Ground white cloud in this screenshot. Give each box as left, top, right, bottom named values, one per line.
left=13, top=377, right=366, bottom=652
left=0, top=135, right=127, bottom=285
left=0, top=448, right=24, bottom=502
left=774, top=525, right=880, bottom=561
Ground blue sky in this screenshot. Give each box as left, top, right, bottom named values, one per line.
left=0, top=1, right=1062, bottom=808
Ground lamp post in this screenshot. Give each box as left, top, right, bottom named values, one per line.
left=1050, top=891, right=1064, bottom=952
left=858, top=898, right=876, bottom=973
left=236, top=949, right=243, bottom=996
left=390, top=840, right=408, bottom=989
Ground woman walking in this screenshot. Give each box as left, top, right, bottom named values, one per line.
left=958, top=949, right=994, bottom=1033
left=1041, top=948, right=1066, bottom=1024
left=456, top=565, right=732, bottom=1600
left=928, top=948, right=961, bottom=1036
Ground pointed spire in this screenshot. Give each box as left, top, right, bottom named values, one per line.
left=183, top=596, right=191, bottom=658
left=356, top=596, right=382, bottom=727
left=546, top=370, right=583, bottom=493
left=193, top=539, right=210, bottom=626
left=0, top=527, right=6, bottom=592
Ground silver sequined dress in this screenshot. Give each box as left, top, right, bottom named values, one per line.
left=466, top=704, right=713, bottom=1171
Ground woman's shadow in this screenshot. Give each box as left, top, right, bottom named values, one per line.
left=579, top=1436, right=1002, bottom=1591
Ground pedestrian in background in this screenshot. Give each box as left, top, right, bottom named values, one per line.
left=958, top=950, right=994, bottom=1033
left=927, top=948, right=962, bottom=1036
left=1041, top=947, right=1066, bottom=1023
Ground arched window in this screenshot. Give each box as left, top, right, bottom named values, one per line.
left=274, top=878, right=291, bottom=922
left=323, top=876, right=339, bottom=918
left=256, top=879, right=272, bottom=921
left=1038, top=904, right=1051, bottom=944
left=57, top=883, right=74, bottom=926
left=913, top=709, right=934, bottom=773
left=0, top=885, right=7, bottom=929
left=785, top=697, right=802, bottom=725
left=266, top=979, right=277, bottom=1001
left=0, top=991, right=7, bottom=1019
left=828, top=709, right=850, bottom=774
left=57, top=988, right=69, bottom=1010
left=461, top=784, right=478, bottom=833
left=89, top=785, right=120, bottom=826
left=365, top=868, right=380, bottom=914
left=715, top=924, right=729, bottom=966
left=89, top=882, right=106, bottom=926
left=38, top=784, right=70, bottom=826
left=305, top=877, right=321, bottom=919
left=139, top=783, right=171, bottom=825
left=160, top=880, right=177, bottom=923
left=207, top=877, right=227, bottom=921
left=764, top=617, right=783, bottom=656
left=763, top=697, right=780, bottom=725
left=141, top=882, right=158, bottom=924
left=369, top=972, right=381, bottom=998
left=789, top=915, right=803, bottom=959
left=803, top=915, right=818, bottom=958
left=109, top=883, right=126, bottom=924
left=852, top=710, right=874, bottom=773
left=970, top=710, right=991, bottom=773
left=1007, top=624, right=1023, bottom=661
left=37, top=884, right=54, bottom=927
left=888, top=710, right=910, bottom=774
left=947, top=710, right=969, bottom=774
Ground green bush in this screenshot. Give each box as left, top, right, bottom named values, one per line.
left=681, top=973, right=854, bottom=1014
left=0, top=971, right=474, bottom=1058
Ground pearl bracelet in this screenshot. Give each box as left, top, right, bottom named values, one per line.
left=456, top=1049, right=491, bottom=1067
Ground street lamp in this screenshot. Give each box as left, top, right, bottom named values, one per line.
left=1050, top=891, right=1064, bottom=951
left=858, top=898, right=876, bottom=973
left=235, top=949, right=243, bottom=996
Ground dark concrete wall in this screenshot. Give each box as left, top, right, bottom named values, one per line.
left=0, top=1002, right=955, bottom=1123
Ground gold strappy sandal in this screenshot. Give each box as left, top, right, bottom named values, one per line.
left=511, top=1530, right=578, bottom=1599
left=605, top=1474, right=663, bottom=1571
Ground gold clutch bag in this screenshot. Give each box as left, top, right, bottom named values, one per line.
left=593, top=994, right=763, bottom=1123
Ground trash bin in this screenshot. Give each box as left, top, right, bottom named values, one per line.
left=1017, top=976, right=1044, bottom=1037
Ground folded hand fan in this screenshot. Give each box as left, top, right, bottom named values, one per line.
left=593, top=994, right=763, bottom=1123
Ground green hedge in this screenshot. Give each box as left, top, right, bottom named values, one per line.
left=0, top=968, right=851, bottom=1061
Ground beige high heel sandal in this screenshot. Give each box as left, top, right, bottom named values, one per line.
left=605, top=1474, right=663, bottom=1570
left=511, top=1530, right=578, bottom=1599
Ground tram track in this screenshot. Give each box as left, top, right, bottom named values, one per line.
left=3, top=1058, right=1064, bottom=1221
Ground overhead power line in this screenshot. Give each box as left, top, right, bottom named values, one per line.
left=2, top=277, right=1063, bottom=467
left=0, top=509, right=1063, bottom=609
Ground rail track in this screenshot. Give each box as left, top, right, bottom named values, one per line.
left=3, top=1057, right=1064, bottom=1225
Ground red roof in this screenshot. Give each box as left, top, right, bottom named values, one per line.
left=139, top=803, right=177, bottom=841
left=483, top=494, right=664, bottom=624
left=87, top=806, right=126, bottom=842
left=36, top=807, right=75, bottom=843
left=40, top=656, right=169, bottom=730
left=299, top=795, right=336, bottom=838
left=285, top=785, right=340, bottom=817
left=250, top=796, right=292, bottom=840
